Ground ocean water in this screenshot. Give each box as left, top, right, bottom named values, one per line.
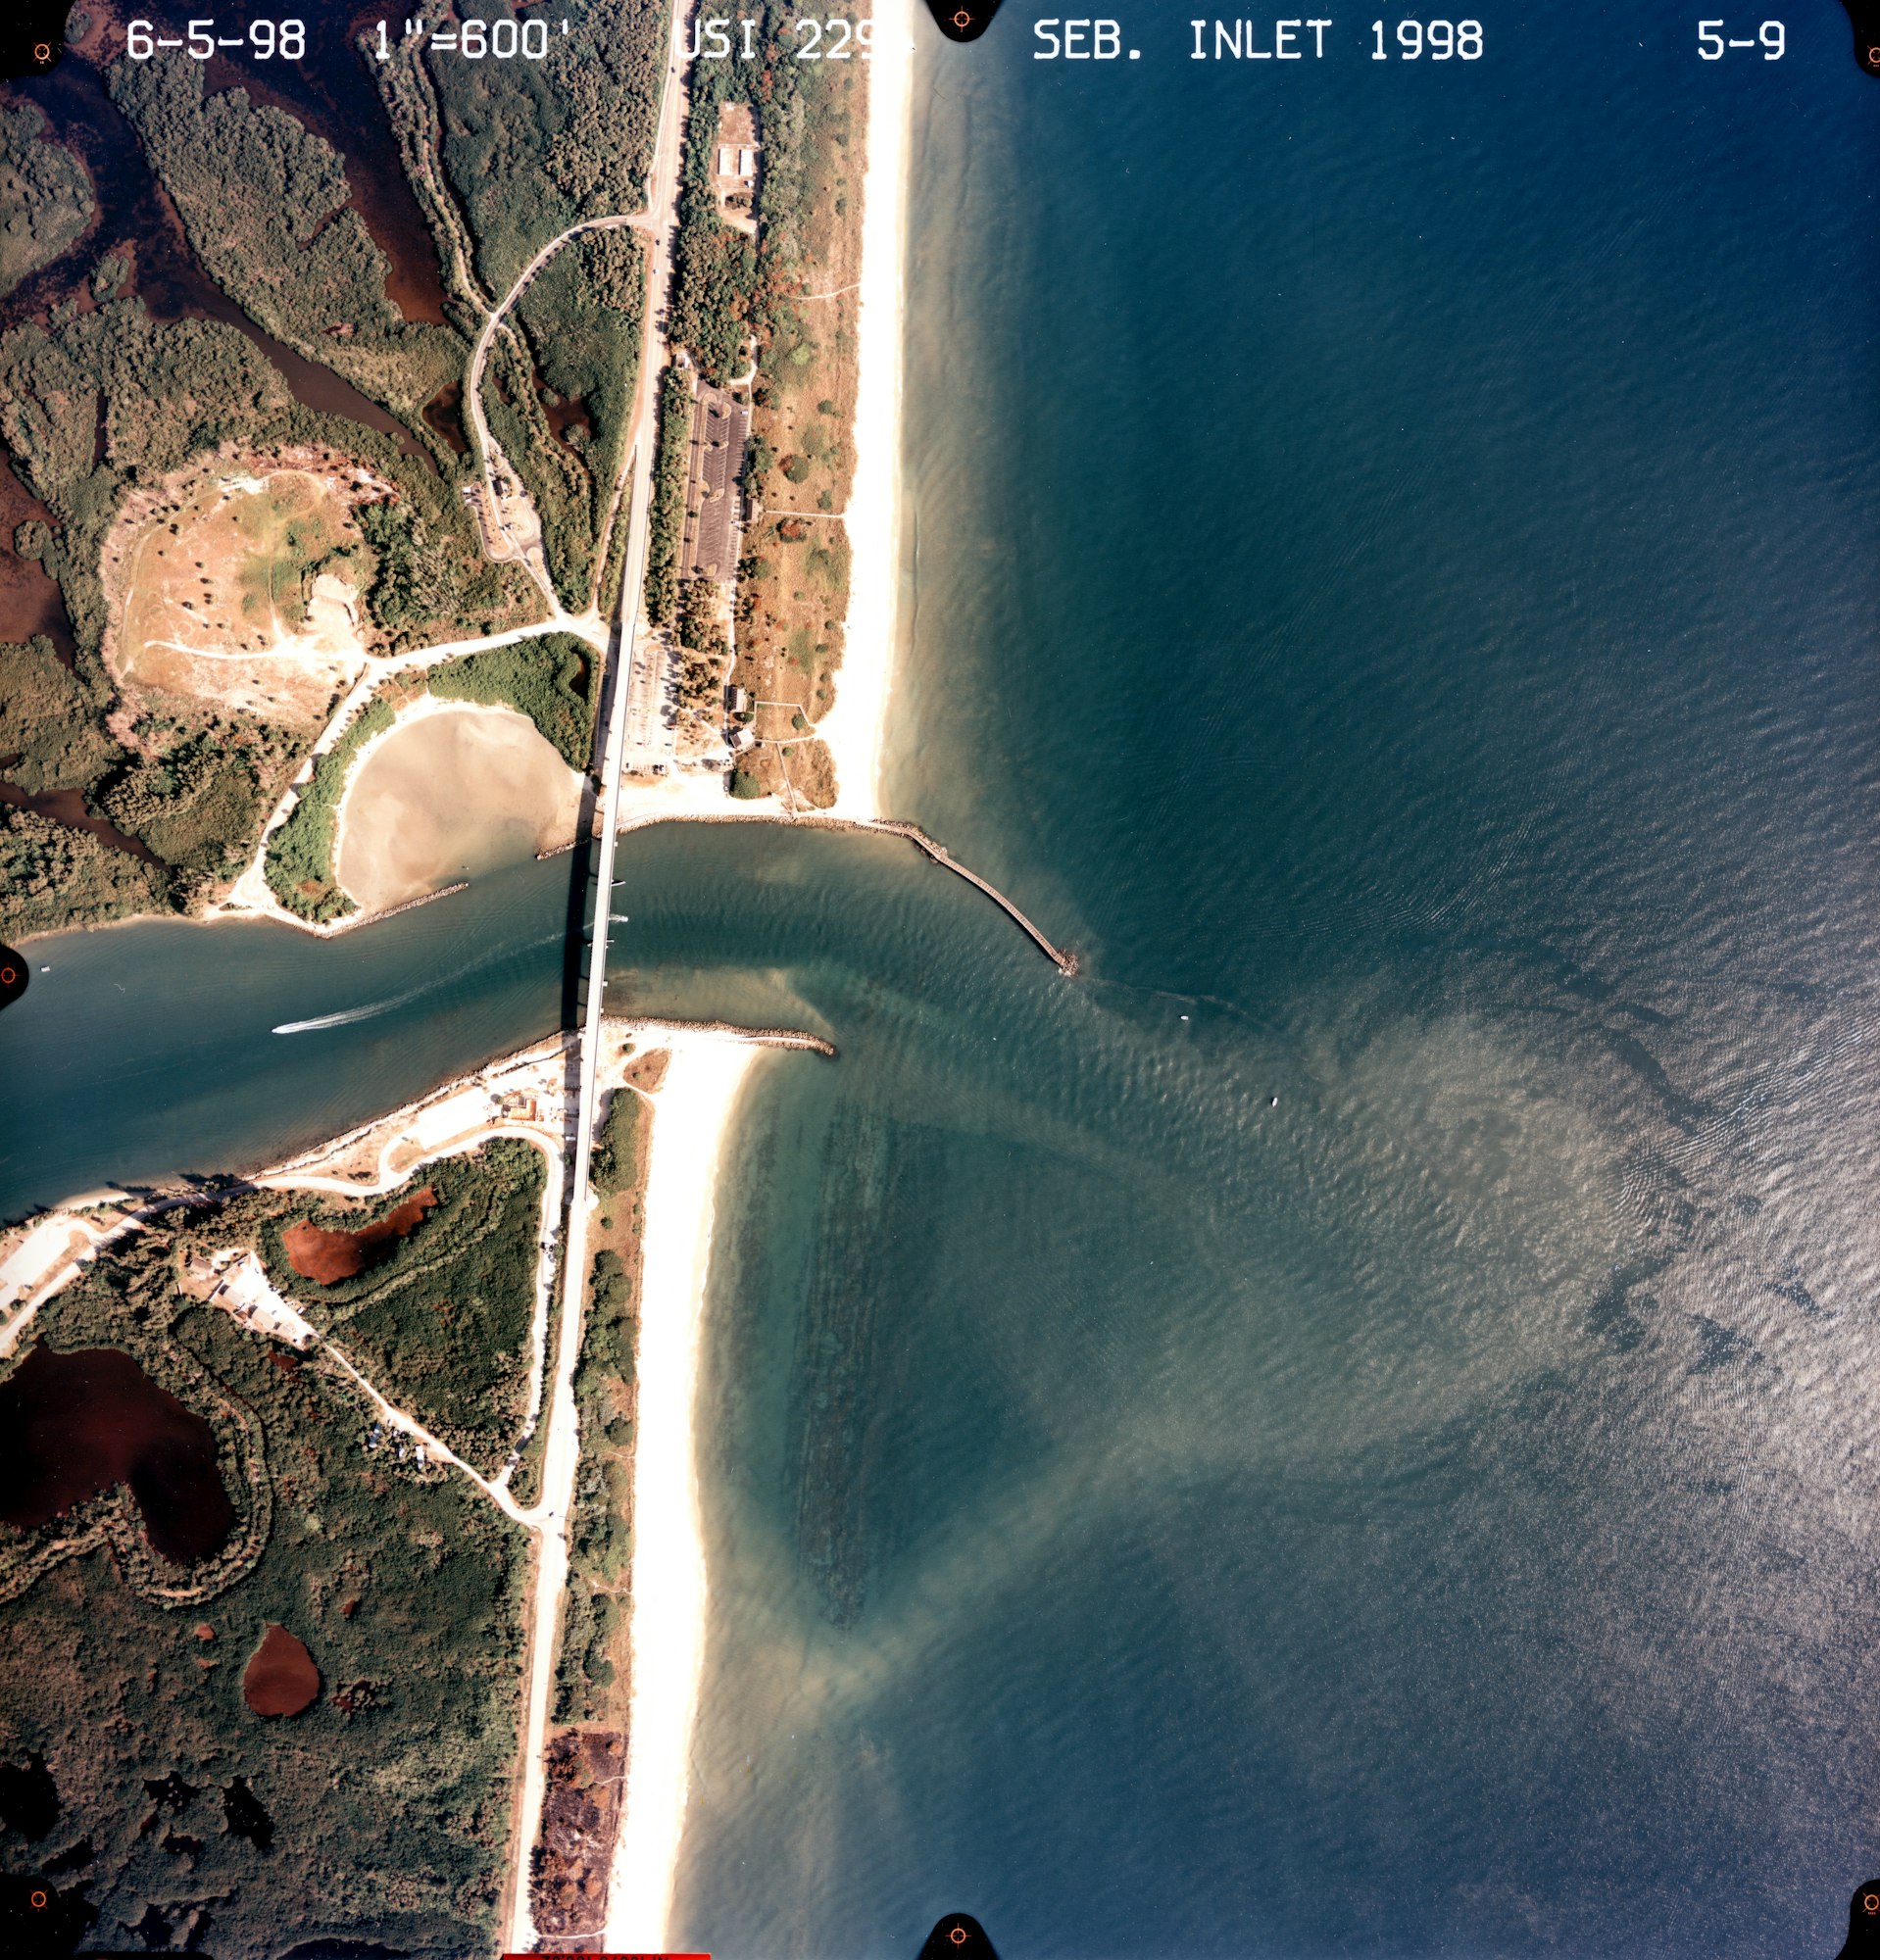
left=668, top=8, right=1880, bottom=1957
left=3, top=4, right=1878, bottom=1954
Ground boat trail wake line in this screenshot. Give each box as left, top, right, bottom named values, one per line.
left=272, top=930, right=567, bottom=1034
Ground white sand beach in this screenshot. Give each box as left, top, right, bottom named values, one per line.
left=332, top=696, right=582, bottom=912
left=818, top=0, right=915, bottom=820
left=607, top=22, right=916, bottom=1938
left=604, top=1035, right=763, bottom=1951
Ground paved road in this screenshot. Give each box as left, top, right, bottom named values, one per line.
left=501, top=4, right=693, bottom=1947
left=464, top=212, right=642, bottom=609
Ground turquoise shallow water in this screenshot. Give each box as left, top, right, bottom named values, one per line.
left=671, top=9, right=1880, bottom=1957
left=5, top=4, right=1880, bottom=1954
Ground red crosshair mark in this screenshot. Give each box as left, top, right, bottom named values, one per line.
left=948, top=1931, right=970, bottom=1948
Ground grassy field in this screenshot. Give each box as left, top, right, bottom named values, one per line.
left=114, top=466, right=366, bottom=731
left=0, top=1216, right=527, bottom=1956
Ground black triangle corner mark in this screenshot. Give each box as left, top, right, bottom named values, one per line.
left=922, top=0, right=1006, bottom=44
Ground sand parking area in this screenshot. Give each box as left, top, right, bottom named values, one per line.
left=334, top=701, right=583, bottom=913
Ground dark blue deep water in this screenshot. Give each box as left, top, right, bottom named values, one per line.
left=2, top=6, right=1877, bottom=1955
left=671, top=8, right=1880, bottom=1956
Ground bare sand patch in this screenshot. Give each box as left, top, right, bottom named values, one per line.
left=334, top=700, right=582, bottom=913
left=102, top=448, right=393, bottom=732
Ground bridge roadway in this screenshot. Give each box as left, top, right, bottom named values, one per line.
left=501, top=2, right=692, bottom=1946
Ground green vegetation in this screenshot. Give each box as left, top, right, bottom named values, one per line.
left=263, top=699, right=393, bottom=922
left=260, top=1143, right=545, bottom=1478
left=0, top=301, right=292, bottom=662
left=665, top=4, right=857, bottom=386
left=502, top=226, right=647, bottom=608
left=675, top=577, right=730, bottom=709
left=0, top=1220, right=526, bottom=1956
left=667, top=57, right=758, bottom=382
left=478, top=336, right=589, bottom=612
left=99, top=732, right=270, bottom=886
left=429, top=633, right=596, bottom=772
left=729, top=766, right=767, bottom=800
left=0, top=805, right=167, bottom=941
left=554, top=1079, right=654, bottom=1724
left=0, top=285, right=535, bottom=936
left=0, top=636, right=114, bottom=793
left=427, top=0, right=668, bottom=296
left=643, top=364, right=691, bottom=626
left=555, top=1086, right=651, bottom=1723
left=418, top=0, right=663, bottom=605
left=590, top=1089, right=641, bottom=1195
left=107, top=56, right=460, bottom=438
left=0, top=102, right=91, bottom=299
left=356, top=484, right=521, bottom=652
left=677, top=570, right=729, bottom=663
left=0, top=633, right=293, bottom=936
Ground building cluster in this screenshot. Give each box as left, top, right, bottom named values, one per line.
left=712, top=100, right=762, bottom=235
left=361, top=1420, right=427, bottom=1467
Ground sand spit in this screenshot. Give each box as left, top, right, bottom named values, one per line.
left=332, top=696, right=583, bottom=913
left=603, top=1037, right=762, bottom=1951
left=605, top=31, right=915, bottom=1926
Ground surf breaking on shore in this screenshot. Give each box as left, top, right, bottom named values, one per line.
left=605, top=3, right=916, bottom=1944
left=602, top=1037, right=761, bottom=1948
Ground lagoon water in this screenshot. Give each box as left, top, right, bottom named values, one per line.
left=4, top=3, right=1880, bottom=1953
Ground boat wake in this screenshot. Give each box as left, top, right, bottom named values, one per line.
left=272, top=929, right=567, bottom=1034
left=272, top=985, right=430, bottom=1035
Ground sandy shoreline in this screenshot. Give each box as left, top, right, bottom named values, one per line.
left=817, top=0, right=915, bottom=820
left=603, top=1036, right=762, bottom=1950
left=605, top=8, right=915, bottom=1942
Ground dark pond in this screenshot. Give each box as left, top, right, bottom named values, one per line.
left=421, top=381, right=469, bottom=456
left=0, top=1752, right=58, bottom=1839
left=242, top=1621, right=321, bottom=1717
left=221, top=1775, right=273, bottom=1849
left=0, top=457, right=76, bottom=662
left=0, top=1344, right=235, bottom=1565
